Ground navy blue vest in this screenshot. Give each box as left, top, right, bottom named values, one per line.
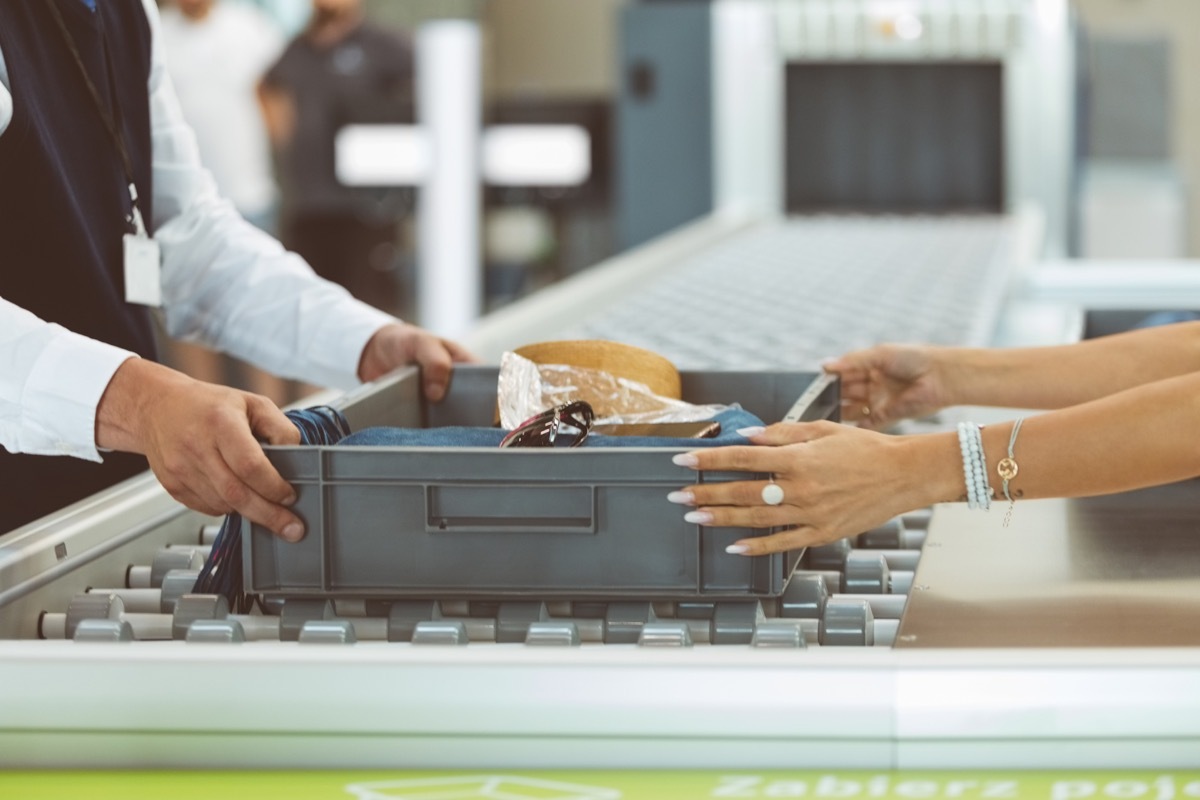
left=0, top=0, right=157, bottom=532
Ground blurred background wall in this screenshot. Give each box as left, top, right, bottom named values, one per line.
left=155, top=0, right=1200, bottom=383
left=1073, top=0, right=1199, bottom=258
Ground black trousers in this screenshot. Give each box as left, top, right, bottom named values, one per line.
left=283, top=212, right=401, bottom=314
left=1, top=449, right=148, bottom=534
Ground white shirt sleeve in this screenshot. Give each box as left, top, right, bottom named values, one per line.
left=0, top=300, right=137, bottom=461
left=0, top=3, right=396, bottom=460
left=0, top=42, right=11, bottom=137
left=141, top=0, right=397, bottom=388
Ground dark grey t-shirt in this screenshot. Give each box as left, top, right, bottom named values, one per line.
left=264, top=24, right=413, bottom=218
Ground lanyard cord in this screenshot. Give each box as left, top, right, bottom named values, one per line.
left=45, top=0, right=144, bottom=234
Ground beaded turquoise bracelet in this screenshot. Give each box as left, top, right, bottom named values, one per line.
left=956, top=421, right=993, bottom=510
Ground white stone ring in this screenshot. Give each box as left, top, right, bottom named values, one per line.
left=761, top=476, right=785, bottom=506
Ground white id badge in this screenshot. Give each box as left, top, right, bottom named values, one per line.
left=123, top=232, right=162, bottom=307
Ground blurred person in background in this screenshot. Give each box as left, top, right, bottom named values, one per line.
left=161, top=0, right=282, bottom=234
left=259, top=0, right=414, bottom=315
left=159, top=0, right=296, bottom=403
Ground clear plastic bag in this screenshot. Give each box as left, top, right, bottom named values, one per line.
left=497, top=350, right=730, bottom=429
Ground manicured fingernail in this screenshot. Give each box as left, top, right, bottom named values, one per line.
left=283, top=493, right=297, bottom=507
left=672, top=453, right=699, bottom=468
left=666, top=490, right=694, bottom=505
left=725, top=544, right=750, bottom=555
left=684, top=510, right=713, bottom=524
left=736, top=426, right=765, bottom=437
left=282, top=522, right=305, bottom=542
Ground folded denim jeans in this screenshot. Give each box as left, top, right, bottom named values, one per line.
left=339, top=407, right=767, bottom=448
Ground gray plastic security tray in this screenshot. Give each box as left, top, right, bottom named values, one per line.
left=245, top=365, right=838, bottom=601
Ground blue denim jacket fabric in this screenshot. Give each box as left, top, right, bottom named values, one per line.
left=340, top=407, right=767, bottom=448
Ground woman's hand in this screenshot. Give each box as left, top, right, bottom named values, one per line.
left=822, top=343, right=951, bottom=430
left=668, top=420, right=959, bottom=555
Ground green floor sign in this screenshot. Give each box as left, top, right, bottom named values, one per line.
left=2, top=771, right=1200, bottom=800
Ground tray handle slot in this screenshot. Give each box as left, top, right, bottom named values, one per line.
left=425, top=484, right=597, bottom=534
